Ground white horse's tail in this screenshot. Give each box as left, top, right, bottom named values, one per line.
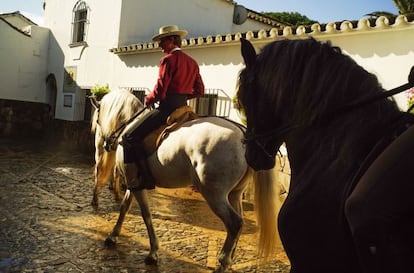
left=254, top=168, right=283, bottom=259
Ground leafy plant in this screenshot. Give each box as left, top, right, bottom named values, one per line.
left=91, top=84, right=110, bottom=99
left=263, top=11, right=318, bottom=26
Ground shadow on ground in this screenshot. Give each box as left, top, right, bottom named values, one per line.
left=0, top=138, right=290, bottom=273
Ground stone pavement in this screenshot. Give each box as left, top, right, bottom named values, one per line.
left=0, top=138, right=290, bottom=273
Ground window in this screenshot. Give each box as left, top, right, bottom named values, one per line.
left=71, top=1, right=89, bottom=44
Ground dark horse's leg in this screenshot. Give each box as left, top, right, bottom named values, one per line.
left=345, top=125, right=414, bottom=273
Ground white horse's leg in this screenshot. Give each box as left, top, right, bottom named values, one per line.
left=120, top=160, right=159, bottom=264
left=131, top=190, right=160, bottom=265
left=227, top=188, right=245, bottom=258
left=105, top=189, right=134, bottom=246
left=203, top=194, right=243, bottom=273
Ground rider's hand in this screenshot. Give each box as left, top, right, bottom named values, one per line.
left=144, top=96, right=155, bottom=108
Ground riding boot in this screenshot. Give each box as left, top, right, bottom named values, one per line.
left=136, top=159, right=156, bottom=190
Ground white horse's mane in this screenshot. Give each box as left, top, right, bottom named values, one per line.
left=92, top=89, right=143, bottom=138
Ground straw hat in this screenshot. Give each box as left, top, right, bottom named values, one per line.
left=152, top=25, right=188, bottom=41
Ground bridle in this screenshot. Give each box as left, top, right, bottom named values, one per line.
left=244, top=66, right=414, bottom=159
left=244, top=124, right=298, bottom=160
left=96, top=105, right=150, bottom=152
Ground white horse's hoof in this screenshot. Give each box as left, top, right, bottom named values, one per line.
left=104, top=236, right=117, bottom=248
left=213, top=265, right=226, bottom=273
left=144, top=255, right=158, bottom=265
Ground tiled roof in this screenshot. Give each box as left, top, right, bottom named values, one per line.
left=0, top=11, right=38, bottom=36
left=245, top=8, right=289, bottom=28
left=222, top=0, right=287, bottom=27
left=0, top=11, right=37, bottom=26
left=110, top=15, right=414, bottom=55
left=0, top=15, right=31, bottom=37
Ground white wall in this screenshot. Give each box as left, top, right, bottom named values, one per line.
left=0, top=21, right=49, bottom=103
left=44, top=0, right=123, bottom=120
left=112, top=17, right=414, bottom=122
left=42, top=0, right=275, bottom=121
left=118, top=0, right=273, bottom=45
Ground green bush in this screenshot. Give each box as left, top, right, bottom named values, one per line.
left=91, top=84, right=110, bottom=99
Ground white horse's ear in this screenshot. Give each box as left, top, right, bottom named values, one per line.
left=89, top=96, right=101, bottom=109
left=240, top=38, right=256, bottom=68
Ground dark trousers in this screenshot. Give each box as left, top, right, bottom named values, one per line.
left=122, top=94, right=188, bottom=163
left=345, top=124, right=414, bottom=273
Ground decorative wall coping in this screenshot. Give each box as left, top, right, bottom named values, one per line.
left=110, top=15, right=414, bottom=55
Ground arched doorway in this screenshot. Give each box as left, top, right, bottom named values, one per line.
left=45, top=73, right=57, bottom=118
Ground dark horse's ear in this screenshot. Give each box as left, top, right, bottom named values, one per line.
left=240, top=38, right=256, bottom=68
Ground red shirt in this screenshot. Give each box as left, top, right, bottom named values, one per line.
left=145, top=49, right=204, bottom=105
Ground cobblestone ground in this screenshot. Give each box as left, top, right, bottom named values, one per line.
left=0, top=138, right=290, bottom=273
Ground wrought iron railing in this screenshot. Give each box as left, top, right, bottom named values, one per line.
left=189, top=88, right=232, bottom=117
left=127, top=87, right=233, bottom=117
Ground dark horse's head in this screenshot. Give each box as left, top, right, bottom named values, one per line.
left=237, top=37, right=384, bottom=171
left=237, top=38, right=282, bottom=171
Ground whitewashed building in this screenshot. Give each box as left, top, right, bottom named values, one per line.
left=0, top=12, right=51, bottom=106
left=1, top=0, right=414, bottom=126
left=41, top=0, right=286, bottom=122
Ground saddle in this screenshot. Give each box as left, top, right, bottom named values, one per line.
left=143, top=105, right=198, bottom=155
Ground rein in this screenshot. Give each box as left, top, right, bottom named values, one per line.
left=246, top=66, right=414, bottom=158
left=337, top=76, right=414, bottom=113
left=101, top=106, right=149, bottom=152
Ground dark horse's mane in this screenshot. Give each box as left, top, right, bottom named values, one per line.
left=238, top=38, right=412, bottom=193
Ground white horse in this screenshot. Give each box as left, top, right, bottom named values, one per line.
left=91, top=89, right=281, bottom=273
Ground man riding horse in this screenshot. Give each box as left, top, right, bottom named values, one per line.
left=121, top=25, right=205, bottom=191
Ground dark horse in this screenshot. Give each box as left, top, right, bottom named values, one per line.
left=237, top=37, right=414, bottom=273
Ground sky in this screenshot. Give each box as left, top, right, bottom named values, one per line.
left=237, top=0, right=399, bottom=23
left=0, top=0, right=400, bottom=26
left=0, top=0, right=44, bottom=25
